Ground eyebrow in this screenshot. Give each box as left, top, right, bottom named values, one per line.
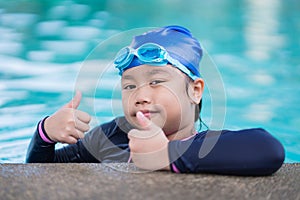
left=122, top=75, right=134, bottom=80
left=146, top=68, right=172, bottom=77
left=121, top=68, right=172, bottom=81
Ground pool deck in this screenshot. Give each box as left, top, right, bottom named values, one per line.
left=1, top=163, right=299, bottom=200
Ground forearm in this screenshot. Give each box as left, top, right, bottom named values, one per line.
left=26, top=126, right=56, bottom=163
left=168, top=128, right=285, bottom=176
left=26, top=118, right=98, bottom=163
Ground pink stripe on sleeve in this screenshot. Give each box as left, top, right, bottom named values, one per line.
left=181, top=133, right=196, bottom=141
left=38, top=120, right=55, bottom=143
left=171, top=163, right=181, bottom=173
left=127, top=155, right=132, bottom=163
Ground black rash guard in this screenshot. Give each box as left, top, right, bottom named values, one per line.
left=26, top=116, right=285, bottom=176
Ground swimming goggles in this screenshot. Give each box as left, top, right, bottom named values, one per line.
left=114, top=43, right=199, bottom=80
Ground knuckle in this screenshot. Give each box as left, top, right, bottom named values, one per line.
left=76, top=130, right=83, bottom=138
left=129, top=141, right=136, bottom=151
left=60, top=134, right=67, bottom=141
left=67, top=120, right=76, bottom=128
left=69, top=138, right=77, bottom=144
left=128, top=139, right=132, bottom=145
left=78, top=134, right=84, bottom=139
left=64, top=126, right=72, bottom=134
left=87, top=115, right=91, bottom=122
left=128, top=130, right=138, bottom=138
left=84, top=125, right=90, bottom=132
left=62, top=108, right=73, bottom=115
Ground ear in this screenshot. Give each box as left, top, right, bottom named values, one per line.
left=187, top=78, right=204, bottom=104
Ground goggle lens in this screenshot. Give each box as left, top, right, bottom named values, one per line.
left=138, top=45, right=164, bottom=62
left=113, top=43, right=199, bottom=80
left=114, top=47, right=130, bottom=65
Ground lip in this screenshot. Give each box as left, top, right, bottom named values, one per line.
left=135, top=110, right=159, bottom=118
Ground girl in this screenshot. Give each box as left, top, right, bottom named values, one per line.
left=26, top=25, right=285, bottom=175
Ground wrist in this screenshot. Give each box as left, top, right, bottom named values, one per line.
left=38, top=117, right=56, bottom=144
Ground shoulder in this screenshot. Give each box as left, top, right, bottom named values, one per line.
left=197, top=128, right=270, bottom=137
left=191, top=128, right=277, bottom=143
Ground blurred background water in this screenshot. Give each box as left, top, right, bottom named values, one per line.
left=0, top=0, right=299, bottom=163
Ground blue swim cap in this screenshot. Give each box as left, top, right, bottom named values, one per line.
left=127, top=25, right=202, bottom=78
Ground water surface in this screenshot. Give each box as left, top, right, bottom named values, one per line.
left=0, top=0, right=299, bottom=163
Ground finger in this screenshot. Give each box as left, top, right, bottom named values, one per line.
left=75, top=129, right=85, bottom=139
left=69, top=129, right=84, bottom=140
left=136, top=111, right=152, bottom=129
left=64, top=90, right=82, bottom=109
left=74, top=118, right=90, bottom=132
left=128, top=128, right=160, bottom=140
left=63, top=136, right=78, bottom=144
left=75, top=110, right=91, bottom=123
left=128, top=129, right=142, bottom=139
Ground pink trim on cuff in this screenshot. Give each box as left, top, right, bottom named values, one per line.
left=181, top=133, right=197, bottom=141
left=127, top=155, right=132, bottom=163
left=38, top=120, right=55, bottom=143
left=172, top=163, right=180, bottom=173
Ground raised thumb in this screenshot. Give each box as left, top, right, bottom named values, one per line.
left=64, top=90, right=82, bottom=109
left=136, top=111, right=152, bottom=129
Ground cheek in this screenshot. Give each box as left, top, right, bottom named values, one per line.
left=122, top=92, right=140, bottom=127
left=158, top=87, right=185, bottom=117
left=162, top=87, right=192, bottom=121
left=122, top=93, right=131, bottom=116
left=160, top=85, right=188, bottom=107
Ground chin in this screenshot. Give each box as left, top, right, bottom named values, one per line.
left=124, top=115, right=137, bottom=127
left=151, top=117, right=165, bottom=128
left=162, top=127, right=177, bottom=136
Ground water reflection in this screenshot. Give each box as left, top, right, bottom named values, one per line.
left=1, top=13, right=37, bottom=29
left=244, top=0, right=285, bottom=61
left=0, top=0, right=299, bottom=163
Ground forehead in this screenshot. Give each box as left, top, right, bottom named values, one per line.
left=122, top=64, right=185, bottom=80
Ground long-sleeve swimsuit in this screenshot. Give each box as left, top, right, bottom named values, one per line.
left=26, top=116, right=285, bottom=176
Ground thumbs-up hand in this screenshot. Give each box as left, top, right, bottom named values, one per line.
left=44, top=91, right=91, bottom=144
left=128, top=111, right=170, bottom=171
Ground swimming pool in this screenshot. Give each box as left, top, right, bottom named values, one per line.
left=0, top=0, right=299, bottom=163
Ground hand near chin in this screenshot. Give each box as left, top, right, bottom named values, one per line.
left=128, top=111, right=170, bottom=171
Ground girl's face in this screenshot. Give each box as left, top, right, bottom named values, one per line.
left=121, top=64, right=203, bottom=138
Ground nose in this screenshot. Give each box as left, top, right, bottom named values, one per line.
left=135, top=85, right=152, bottom=106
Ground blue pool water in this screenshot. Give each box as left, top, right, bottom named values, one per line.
left=0, top=0, right=299, bottom=163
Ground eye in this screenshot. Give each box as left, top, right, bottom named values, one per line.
left=123, top=84, right=136, bottom=90
left=149, top=80, right=164, bottom=85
